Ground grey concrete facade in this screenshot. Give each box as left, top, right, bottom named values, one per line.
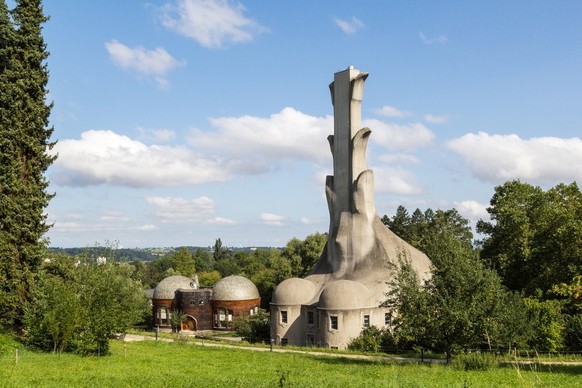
left=271, top=67, right=432, bottom=349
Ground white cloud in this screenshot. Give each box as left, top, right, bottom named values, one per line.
left=454, top=200, right=489, bottom=221
left=363, top=119, right=435, bottom=151
left=189, top=107, right=333, bottom=169
left=374, top=105, right=411, bottom=118
left=378, top=153, right=421, bottom=165
left=373, top=166, right=422, bottom=195
left=447, top=132, right=582, bottom=184
left=419, top=32, right=448, bottom=45
left=52, top=110, right=436, bottom=190
left=260, top=212, right=286, bottom=226
left=52, top=130, right=231, bottom=187
left=334, top=16, right=365, bottom=35
left=146, top=196, right=217, bottom=223
left=208, top=217, right=236, bottom=225
left=160, top=0, right=267, bottom=48
left=300, top=217, right=319, bottom=225
left=137, top=127, right=176, bottom=143
left=100, top=212, right=130, bottom=222
left=425, top=114, right=449, bottom=124
left=135, top=224, right=158, bottom=231
left=105, top=40, right=185, bottom=88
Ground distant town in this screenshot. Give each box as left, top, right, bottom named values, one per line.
left=48, top=246, right=279, bottom=262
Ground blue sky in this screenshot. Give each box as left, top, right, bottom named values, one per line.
left=39, top=0, right=582, bottom=248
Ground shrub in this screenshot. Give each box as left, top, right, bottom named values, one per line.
left=233, top=309, right=270, bottom=343
left=453, top=352, right=499, bottom=371
left=0, top=333, right=19, bottom=357
left=348, top=326, right=387, bottom=353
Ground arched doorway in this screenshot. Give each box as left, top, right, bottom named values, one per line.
left=182, top=315, right=197, bottom=331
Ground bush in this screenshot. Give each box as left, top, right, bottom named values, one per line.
left=564, top=314, right=582, bottom=351
left=0, top=333, right=19, bottom=357
left=348, top=326, right=389, bottom=353
left=453, top=352, right=499, bottom=371
left=232, top=309, right=270, bottom=343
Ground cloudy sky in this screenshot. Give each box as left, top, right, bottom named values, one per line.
left=41, top=1, right=582, bottom=248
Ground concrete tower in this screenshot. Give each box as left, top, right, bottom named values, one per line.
left=271, top=67, right=431, bottom=349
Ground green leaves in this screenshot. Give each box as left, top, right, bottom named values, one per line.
left=25, top=257, right=149, bottom=355
left=479, top=180, right=582, bottom=295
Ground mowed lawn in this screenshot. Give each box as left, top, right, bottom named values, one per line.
left=1, top=340, right=581, bottom=387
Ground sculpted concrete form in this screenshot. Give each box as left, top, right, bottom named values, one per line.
left=271, top=67, right=432, bottom=349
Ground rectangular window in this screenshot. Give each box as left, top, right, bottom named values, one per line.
left=363, top=315, right=370, bottom=328
left=281, top=310, right=288, bottom=324
left=385, top=312, right=392, bottom=326
left=227, top=310, right=233, bottom=322
left=316, top=312, right=319, bottom=328
left=281, top=338, right=288, bottom=346
left=307, top=311, right=314, bottom=325
left=330, top=315, right=338, bottom=330
left=307, top=334, right=314, bottom=346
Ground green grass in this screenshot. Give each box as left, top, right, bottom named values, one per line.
left=2, top=339, right=582, bottom=387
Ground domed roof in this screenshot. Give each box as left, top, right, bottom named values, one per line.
left=153, top=275, right=197, bottom=300
left=318, top=280, right=371, bottom=309
left=272, top=278, right=317, bottom=305
left=212, top=275, right=259, bottom=301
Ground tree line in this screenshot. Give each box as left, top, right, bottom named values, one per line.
left=351, top=180, right=582, bottom=362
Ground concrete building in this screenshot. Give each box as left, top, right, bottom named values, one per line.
left=152, top=275, right=260, bottom=331
left=270, top=67, right=432, bottom=349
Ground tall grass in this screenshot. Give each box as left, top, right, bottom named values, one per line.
left=1, top=339, right=581, bottom=387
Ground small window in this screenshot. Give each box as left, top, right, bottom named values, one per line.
left=250, top=309, right=254, bottom=315
left=307, top=334, right=314, bottom=346
left=330, top=315, right=338, bottom=330
left=307, top=311, right=314, bottom=325
left=281, top=338, right=288, bottom=346
left=363, top=315, right=370, bottom=328
left=281, top=310, right=288, bottom=324
left=316, top=312, right=319, bottom=328
left=385, top=312, right=392, bottom=327
left=227, top=310, right=233, bottom=322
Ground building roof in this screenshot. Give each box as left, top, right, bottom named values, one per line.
left=212, top=275, right=259, bottom=301
left=153, top=275, right=197, bottom=300
left=318, top=280, right=371, bottom=309
left=272, top=277, right=317, bottom=305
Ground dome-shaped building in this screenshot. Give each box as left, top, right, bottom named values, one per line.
left=151, top=274, right=261, bottom=332
left=152, top=275, right=197, bottom=327
left=211, top=275, right=261, bottom=329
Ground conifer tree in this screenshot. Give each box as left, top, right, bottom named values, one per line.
left=0, top=0, right=55, bottom=330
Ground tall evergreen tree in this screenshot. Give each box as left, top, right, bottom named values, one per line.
left=0, top=0, right=55, bottom=330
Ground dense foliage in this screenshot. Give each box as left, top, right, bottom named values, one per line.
left=477, top=180, right=582, bottom=296
left=232, top=308, right=270, bottom=342
left=0, top=0, right=55, bottom=331
left=381, top=189, right=582, bottom=357
left=24, top=255, right=149, bottom=355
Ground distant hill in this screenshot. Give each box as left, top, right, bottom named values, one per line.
left=48, top=246, right=280, bottom=262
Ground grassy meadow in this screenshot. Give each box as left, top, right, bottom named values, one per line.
left=1, top=339, right=582, bottom=387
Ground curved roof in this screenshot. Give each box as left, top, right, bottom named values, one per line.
left=153, top=275, right=197, bottom=300
left=318, top=280, right=371, bottom=309
left=272, top=278, right=316, bottom=305
left=212, top=275, right=259, bottom=301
